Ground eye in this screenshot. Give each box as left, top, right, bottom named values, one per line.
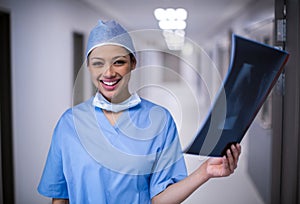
left=113, top=60, right=127, bottom=66
left=92, top=61, right=104, bottom=67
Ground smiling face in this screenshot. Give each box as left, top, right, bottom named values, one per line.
left=88, top=45, right=136, bottom=103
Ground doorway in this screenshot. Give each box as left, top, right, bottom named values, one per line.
left=270, top=0, right=300, bottom=203
left=73, top=32, right=85, bottom=105
left=0, top=10, right=15, bottom=204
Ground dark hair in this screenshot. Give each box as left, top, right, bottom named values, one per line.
left=129, top=53, right=136, bottom=65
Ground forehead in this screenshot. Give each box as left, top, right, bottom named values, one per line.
left=89, top=45, right=130, bottom=59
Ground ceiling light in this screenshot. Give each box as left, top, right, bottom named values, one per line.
left=176, top=8, right=187, bottom=20
left=154, top=8, right=165, bottom=21
left=154, top=7, right=188, bottom=50
left=158, top=20, right=186, bottom=30
left=165, top=8, right=176, bottom=20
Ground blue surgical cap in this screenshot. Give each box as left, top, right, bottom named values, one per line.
left=86, top=20, right=136, bottom=58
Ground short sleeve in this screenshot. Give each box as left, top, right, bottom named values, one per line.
left=149, top=112, right=187, bottom=198
left=37, top=117, right=69, bottom=199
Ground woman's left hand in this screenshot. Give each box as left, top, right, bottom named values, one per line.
left=204, top=143, right=242, bottom=178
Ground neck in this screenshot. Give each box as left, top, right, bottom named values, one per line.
left=103, top=109, right=123, bottom=125
left=111, top=89, right=131, bottom=104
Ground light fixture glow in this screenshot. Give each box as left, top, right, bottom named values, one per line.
left=166, top=8, right=176, bottom=20
left=154, top=7, right=188, bottom=50
left=154, top=8, right=165, bottom=21
left=176, top=8, right=187, bottom=20
left=158, top=20, right=186, bottom=30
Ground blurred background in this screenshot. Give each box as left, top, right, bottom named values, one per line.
left=1, top=0, right=299, bottom=203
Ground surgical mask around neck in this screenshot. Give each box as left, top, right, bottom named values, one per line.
left=92, top=92, right=141, bottom=112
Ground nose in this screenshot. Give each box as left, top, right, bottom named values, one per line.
left=103, top=63, right=116, bottom=78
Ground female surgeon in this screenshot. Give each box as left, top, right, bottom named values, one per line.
left=38, top=20, right=241, bottom=204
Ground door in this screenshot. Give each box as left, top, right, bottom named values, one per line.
left=272, top=0, right=300, bottom=203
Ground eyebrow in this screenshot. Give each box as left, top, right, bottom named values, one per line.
left=90, top=55, right=129, bottom=61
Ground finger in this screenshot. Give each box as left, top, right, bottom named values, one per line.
left=237, top=143, right=242, bottom=154
left=235, top=143, right=242, bottom=155
left=222, top=156, right=230, bottom=176
left=231, top=144, right=240, bottom=163
left=226, top=149, right=235, bottom=172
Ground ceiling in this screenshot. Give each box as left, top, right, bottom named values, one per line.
left=82, top=0, right=274, bottom=47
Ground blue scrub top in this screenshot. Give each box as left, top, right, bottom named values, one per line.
left=38, top=97, right=187, bottom=203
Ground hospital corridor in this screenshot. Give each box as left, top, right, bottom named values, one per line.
left=0, top=0, right=299, bottom=203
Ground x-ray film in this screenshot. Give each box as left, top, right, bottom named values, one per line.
left=185, top=35, right=289, bottom=157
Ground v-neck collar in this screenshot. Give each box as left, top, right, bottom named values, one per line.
left=95, top=107, right=128, bottom=130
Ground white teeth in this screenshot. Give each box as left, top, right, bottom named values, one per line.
left=103, top=81, right=117, bottom=86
